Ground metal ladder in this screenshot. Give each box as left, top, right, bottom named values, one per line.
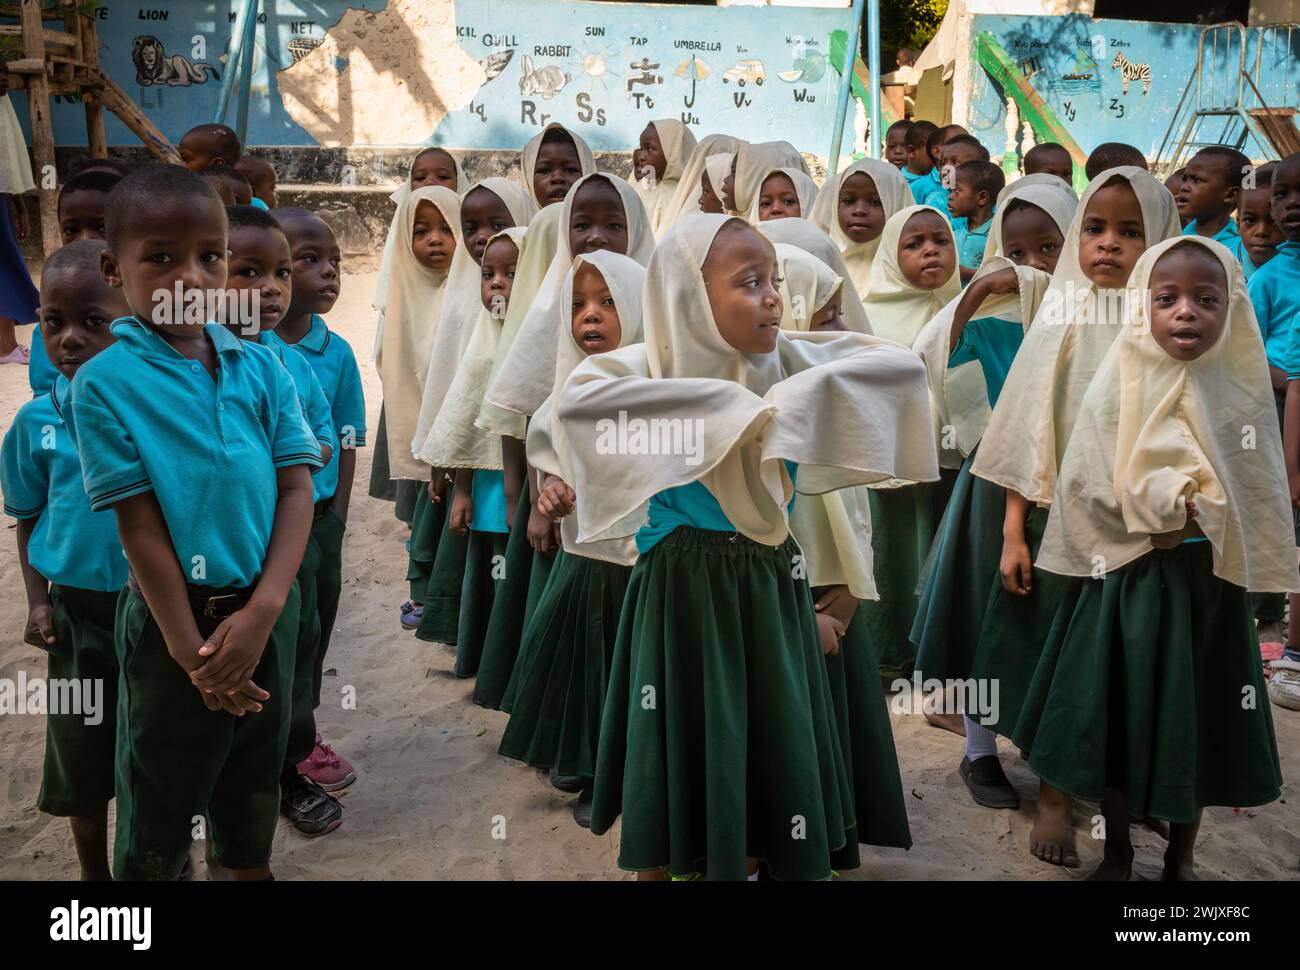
left=1154, top=22, right=1299, bottom=176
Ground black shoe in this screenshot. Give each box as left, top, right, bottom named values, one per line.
left=572, top=787, right=594, bottom=829
left=959, top=755, right=1020, bottom=809
left=551, top=772, right=585, bottom=794
left=280, top=774, right=343, bottom=836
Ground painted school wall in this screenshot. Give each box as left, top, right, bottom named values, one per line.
left=9, top=0, right=851, bottom=153
left=961, top=13, right=1300, bottom=162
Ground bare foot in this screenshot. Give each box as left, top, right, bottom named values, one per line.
left=1162, top=848, right=1197, bottom=881
left=1029, top=784, right=1079, bottom=867
left=1085, top=852, right=1133, bottom=881
left=924, top=710, right=966, bottom=736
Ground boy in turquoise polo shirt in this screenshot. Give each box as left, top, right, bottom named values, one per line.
left=902, top=120, right=940, bottom=204
left=65, top=164, right=321, bottom=881
left=948, top=159, right=1004, bottom=284
left=1177, top=146, right=1248, bottom=246
left=267, top=207, right=366, bottom=791
left=1237, top=161, right=1283, bottom=282
left=2, top=240, right=128, bottom=880
left=222, top=204, right=345, bottom=836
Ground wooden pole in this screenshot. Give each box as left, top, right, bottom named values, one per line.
left=77, top=15, right=105, bottom=157
left=20, top=0, right=59, bottom=255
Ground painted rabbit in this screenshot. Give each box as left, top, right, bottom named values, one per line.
left=519, top=54, right=570, bottom=99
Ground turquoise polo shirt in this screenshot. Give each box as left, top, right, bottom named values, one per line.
left=904, top=168, right=950, bottom=214
left=635, top=462, right=798, bottom=554
left=263, top=314, right=366, bottom=502
left=27, top=324, right=59, bottom=397
left=1182, top=217, right=1239, bottom=246
left=64, top=319, right=322, bottom=589
left=470, top=469, right=509, bottom=533
left=952, top=215, right=992, bottom=273
left=949, top=317, right=1023, bottom=407
left=1, top=376, right=127, bottom=592
left=1249, top=240, right=1300, bottom=372
left=258, top=332, right=337, bottom=503
left=250, top=197, right=270, bottom=211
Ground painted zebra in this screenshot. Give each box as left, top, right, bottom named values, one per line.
left=1111, top=52, right=1151, bottom=95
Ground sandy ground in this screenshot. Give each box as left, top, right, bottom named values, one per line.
left=1, top=268, right=1297, bottom=881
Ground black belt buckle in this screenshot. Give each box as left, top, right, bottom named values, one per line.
left=203, top=593, right=243, bottom=619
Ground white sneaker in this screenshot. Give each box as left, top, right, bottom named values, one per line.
left=1267, top=659, right=1300, bottom=711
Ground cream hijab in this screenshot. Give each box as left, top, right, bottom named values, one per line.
left=971, top=167, right=1183, bottom=505
left=704, top=153, right=739, bottom=216
left=376, top=185, right=461, bottom=480
left=634, top=119, right=697, bottom=237
left=411, top=179, right=535, bottom=461
left=746, top=167, right=819, bottom=224
left=482, top=172, right=654, bottom=431
left=732, top=140, right=807, bottom=216
left=911, top=182, right=1077, bottom=466
left=553, top=215, right=938, bottom=547
left=527, top=251, right=647, bottom=563
left=773, top=244, right=879, bottom=598
left=657, top=133, right=746, bottom=229
left=808, top=158, right=913, bottom=299
left=863, top=204, right=961, bottom=347
left=474, top=204, right=565, bottom=439
left=415, top=227, right=528, bottom=471
left=758, top=217, right=872, bottom=334
left=519, top=123, right=597, bottom=208
left=982, top=178, right=1078, bottom=262
left=754, top=215, right=873, bottom=332
left=372, top=150, right=467, bottom=359
left=1037, top=237, right=1299, bottom=593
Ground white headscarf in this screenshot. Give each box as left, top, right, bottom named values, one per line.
left=808, top=157, right=913, bottom=298
left=862, top=204, right=961, bottom=348
left=411, top=179, right=535, bottom=464
left=376, top=185, right=461, bottom=480
left=554, top=214, right=938, bottom=547
left=518, top=123, right=597, bottom=208
left=704, top=153, right=740, bottom=216
left=658, top=133, right=746, bottom=229
left=746, top=167, right=819, bottom=224
left=415, top=227, right=529, bottom=471
left=911, top=181, right=1077, bottom=466
left=634, top=119, right=697, bottom=238
left=983, top=177, right=1078, bottom=262
left=526, top=250, right=647, bottom=563
left=732, top=140, right=808, bottom=215
left=757, top=217, right=872, bottom=334
left=372, top=149, right=467, bottom=358
left=972, top=167, right=1183, bottom=505
left=1037, top=236, right=1299, bottom=593
left=482, top=172, right=654, bottom=431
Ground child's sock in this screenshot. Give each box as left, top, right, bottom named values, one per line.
left=964, top=716, right=998, bottom=760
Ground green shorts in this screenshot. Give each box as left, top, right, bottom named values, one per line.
left=37, top=585, right=121, bottom=817
left=112, top=584, right=298, bottom=880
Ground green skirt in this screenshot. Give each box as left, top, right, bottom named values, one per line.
left=405, top=487, right=446, bottom=603
left=452, top=530, right=511, bottom=679
left=473, top=491, right=535, bottom=709
left=367, top=404, right=397, bottom=503
left=858, top=483, right=944, bottom=679
left=414, top=479, right=469, bottom=645
left=1024, top=542, right=1282, bottom=824
left=967, top=506, right=1083, bottom=744
left=498, top=550, right=632, bottom=778
left=590, top=527, right=853, bottom=881
left=911, top=452, right=1006, bottom=682
left=819, top=594, right=912, bottom=871
left=498, top=543, right=558, bottom=713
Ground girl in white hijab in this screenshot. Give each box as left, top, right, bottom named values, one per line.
left=1026, top=237, right=1290, bottom=880
left=518, top=123, right=596, bottom=209
left=757, top=217, right=872, bottom=334
left=704, top=152, right=739, bottom=216
left=808, top=157, right=914, bottom=299
left=497, top=251, right=646, bottom=823
left=632, top=119, right=697, bottom=237
left=558, top=214, right=936, bottom=880
left=909, top=179, right=1074, bottom=805
left=729, top=140, right=808, bottom=217
left=747, top=167, right=819, bottom=223
left=658, top=133, right=746, bottom=228
left=368, top=149, right=465, bottom=516
left=964, top=167, right=1181, bottom=867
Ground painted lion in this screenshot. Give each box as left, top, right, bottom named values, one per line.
left=132, top=35, right=221, bottom=87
